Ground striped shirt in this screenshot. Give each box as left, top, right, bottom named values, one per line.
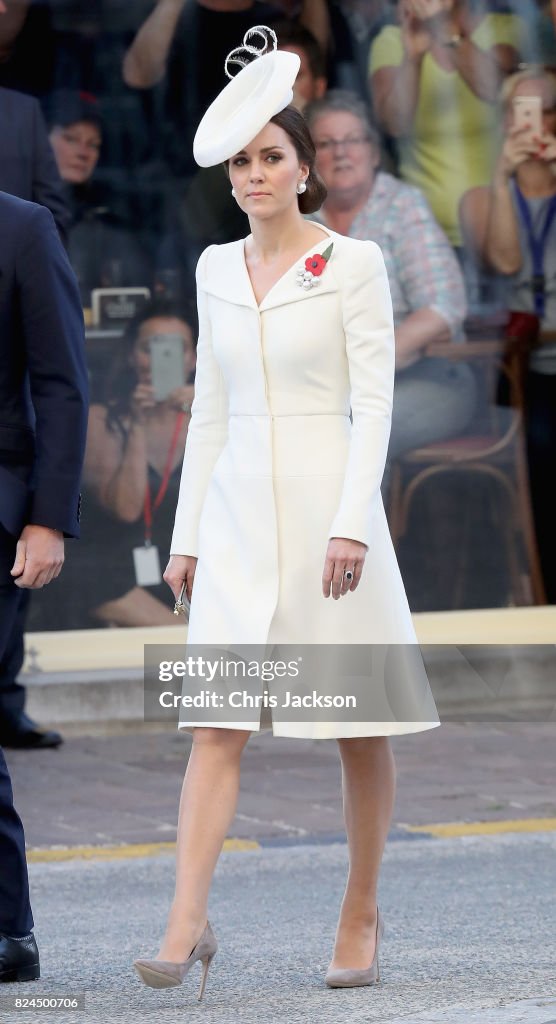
left=317, top=171, right=467, bottom=338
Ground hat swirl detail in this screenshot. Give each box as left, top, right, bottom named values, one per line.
left=193, top=26, right=299, bottom=166
left=224, top=25, right=278, bottom=80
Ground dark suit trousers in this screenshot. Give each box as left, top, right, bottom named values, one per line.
left=0, top=588, right=28, bottom=721
left=0, top=525, right=33, bottom=936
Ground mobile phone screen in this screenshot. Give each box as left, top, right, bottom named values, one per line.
left=149, top=334, right=186, bottom=401
left=512, top=95, right=542, bottom=138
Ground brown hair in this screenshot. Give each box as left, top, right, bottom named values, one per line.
left=223, top=104, right=327, bottom=215
left=270, top=105, right=327, bottom=214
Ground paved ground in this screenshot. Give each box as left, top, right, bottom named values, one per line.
left=0, top=832, right=554, bottom=1024
left=2, top=721, right=556, bottom=1024
left=4, top=721, right=556, bottom=849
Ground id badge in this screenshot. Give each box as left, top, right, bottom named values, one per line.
left=133, top=545, right=162, bottom=586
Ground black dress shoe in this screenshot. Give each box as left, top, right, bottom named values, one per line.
left=0, top=933, right=40, bottom=983
left=0, top=712, right=63, bottom=750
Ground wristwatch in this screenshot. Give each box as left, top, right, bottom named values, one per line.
left=444, top=33, right=464, bottom=49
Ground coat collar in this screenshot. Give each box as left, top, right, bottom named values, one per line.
left=201, top=222, right=339, bottom=312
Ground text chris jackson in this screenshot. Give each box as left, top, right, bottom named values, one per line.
left=159, top=691, right=357, bottom=709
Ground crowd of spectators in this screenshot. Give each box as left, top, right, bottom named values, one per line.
left=2, top=0, right=555, bottom=620
left=305, top=87, right=477, bottom=482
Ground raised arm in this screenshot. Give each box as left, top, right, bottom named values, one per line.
left=170, top=246, right=228, bottom=557
left=84, top=405, right=150, bottom=522
left=461, top=125, right=535, bottom=275
left=123, top=0, right=186, bottom=89
left=298, top=0, right=331, bottom=59
left=328, top=241, right=395, bottom=549
left=482, top=127, right=536, bottom=274
left=370, top=4, right=519, bottom=137
left=369, top=9, right=430, bottom=137
left=445, top=37, right=517, bottom=104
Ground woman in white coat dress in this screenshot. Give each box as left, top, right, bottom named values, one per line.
left=134, top=30, right=439, bottom=999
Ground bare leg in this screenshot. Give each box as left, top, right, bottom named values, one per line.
left=156, top=727, right=251, bottom=962
left=329, top=736, right=396, bottom=969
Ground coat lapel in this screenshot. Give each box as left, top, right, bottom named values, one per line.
left=201, top=239, right=256, bottom=310
left=200, top=228, right=339, bottom=312
left=258, top=248, right=339, bottom=312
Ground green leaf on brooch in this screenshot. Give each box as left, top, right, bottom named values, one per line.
left=321, top=242, right=334, bottom=262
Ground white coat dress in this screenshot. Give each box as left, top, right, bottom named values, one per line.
left=170, top=222, right=440, bottom=739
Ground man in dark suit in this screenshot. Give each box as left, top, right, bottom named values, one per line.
left=0, top=85, right=70, bottom=241
left=0, top=84, right=71, bottom=748
left=0, top=190, right=88, bottom=982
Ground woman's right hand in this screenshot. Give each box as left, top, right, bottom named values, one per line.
left=496, top=125, right=537, bottom=182
left=130, top=383, right=156, bottom=423
left=163, top=554, right=197, bottom=604
left=400, top=0, right=436, bottom=59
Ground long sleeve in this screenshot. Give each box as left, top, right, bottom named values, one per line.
left=17, top=204, right=89, bottom=538
left=170, top=245, right=229, bottom=557
left=328, top=240, right=395, bottom=548
left=30, top=97, right=71, bottom=246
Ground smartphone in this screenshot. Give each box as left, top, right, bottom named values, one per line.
left=149, top=333, right=185, bottom=401
left=512, top=95, right=542, bottom=139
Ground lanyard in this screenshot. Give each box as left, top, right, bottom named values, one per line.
left=143, top=412, right=185, bottom=544
left=514, top=182, right=556, bottom=318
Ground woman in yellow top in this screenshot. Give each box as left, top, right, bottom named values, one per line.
left=369, top=0, right=521, bottom=248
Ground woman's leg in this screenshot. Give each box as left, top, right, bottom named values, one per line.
left=329, top=736, right=396, bottom=969
left=156, top=726, right=252, bottom=961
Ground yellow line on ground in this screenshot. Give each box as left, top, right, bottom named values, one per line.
left=27, top=818, right=556, bottom=862
left=402, top=818, right=556, bottom=838
left=27, top=837, right=260, bottom=864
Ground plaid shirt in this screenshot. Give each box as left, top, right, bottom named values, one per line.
left=318, top=172, right=466, bottom=338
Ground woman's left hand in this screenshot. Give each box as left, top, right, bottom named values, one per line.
left=322, top=537, right=368, bottom=600
left=533, top=131, right=556, bottom=169
left=164, top=384, right=195, bottom=414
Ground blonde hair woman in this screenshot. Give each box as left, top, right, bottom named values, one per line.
left=460, top=65, right=556, bottom=603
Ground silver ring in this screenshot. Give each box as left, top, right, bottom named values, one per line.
left=344, top=569, right=354, bottom=582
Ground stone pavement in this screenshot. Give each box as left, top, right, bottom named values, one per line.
left=0, top=832, right=554, bottom=1024
left=4, top=721, right=556, bottom=849
left=2, top=721, right=556, bottom=1024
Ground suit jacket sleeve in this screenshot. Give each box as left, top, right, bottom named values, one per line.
left=328, top=240, right=395, bottom=548
left=17, top=204, right=89, bottom=538
left=31, top=98, right=71, bottom=246
left=170, top=245, right=229, bottom=557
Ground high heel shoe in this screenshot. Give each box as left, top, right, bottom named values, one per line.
left=325, top=907, right=384, bottom=988
left=133, top=920, right=218, bottom=1000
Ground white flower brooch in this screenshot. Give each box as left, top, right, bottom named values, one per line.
left=295, top=241, right=334, bottom=290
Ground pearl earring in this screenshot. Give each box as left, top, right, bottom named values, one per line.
left=231, top=188, right=236, bottom=197
left=296, top=181, right=307, bottom=195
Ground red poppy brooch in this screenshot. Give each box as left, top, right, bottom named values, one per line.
left=295, top=241, right=334, bottom=290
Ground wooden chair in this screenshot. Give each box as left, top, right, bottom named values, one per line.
left=387, top=339, right=547, bottom=607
